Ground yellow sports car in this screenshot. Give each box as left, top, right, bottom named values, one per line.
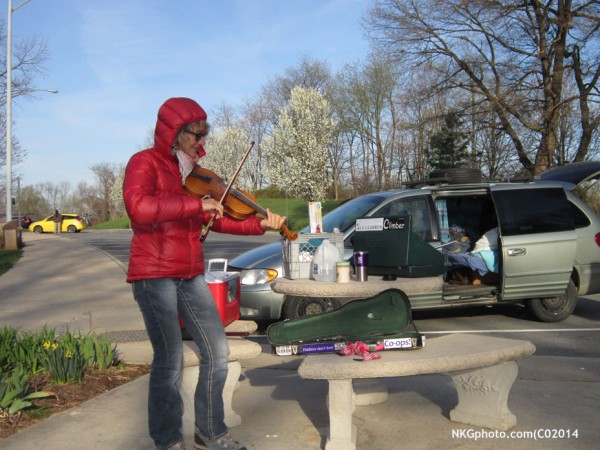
left=29, top=214, right=87, bottom=234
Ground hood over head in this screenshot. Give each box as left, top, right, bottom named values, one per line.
left=153, top=97, right=208, bottom=158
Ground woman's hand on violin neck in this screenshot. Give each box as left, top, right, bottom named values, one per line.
left=260, top=208, right=287, bottom=231
left=202, top=197, right=224, bottom=219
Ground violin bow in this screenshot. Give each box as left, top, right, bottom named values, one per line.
left=200, top=141, right=255, bottom=242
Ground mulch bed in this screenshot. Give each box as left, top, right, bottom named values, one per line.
left=0, top=364, right=150, bottom=439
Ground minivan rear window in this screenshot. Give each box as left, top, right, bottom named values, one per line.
left=492, top=188, right=575, bottom=236
left=570, top=202, right=592, bottom=228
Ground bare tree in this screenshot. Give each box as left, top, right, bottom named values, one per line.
left=240, top=96, right=271, bottom=190
left=571, top=39, right=600, bottom=162
left=393, top=67, right=450, bottom=182
left=210, top=102, right=239, bottom=129
left=0, top=23, right=49, bottom=191
left=366, top=0, right=600, bottom=176
left=71, top=181, right=97, bottom=219
left=260, top=56, right=333, bottom=124
left=332, top=56, right=400, bottom=194
left=36, top=181, right=64, bottom=213
left=89, top=162, right=119, bottom=221
left=17, top=184, right=48, bottom=219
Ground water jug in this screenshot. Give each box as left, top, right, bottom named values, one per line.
left=311, top=239, right=339, bottom=282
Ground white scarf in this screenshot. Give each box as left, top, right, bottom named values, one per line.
left=174, top=149, right=200, bottom=184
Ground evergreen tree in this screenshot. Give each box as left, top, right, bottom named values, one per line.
left=426, top=112, right=469, bottom=169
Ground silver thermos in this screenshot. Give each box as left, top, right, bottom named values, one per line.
left=353, top=251, right=368, bottom=282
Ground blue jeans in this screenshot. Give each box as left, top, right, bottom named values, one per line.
left=132, top=276, right=230, bottom=449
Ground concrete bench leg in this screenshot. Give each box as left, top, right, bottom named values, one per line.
left=353, top=379, right=388, bottom=406
left=181, top=361, right=242, bottom=434
left=449, top=361, right=518, bottom=431
left=223, top=361, right=242, bottom=427
left=326, top=379, right=357, bottom=450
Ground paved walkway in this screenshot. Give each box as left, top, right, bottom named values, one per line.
left=0, top=232, right=599, bottom=449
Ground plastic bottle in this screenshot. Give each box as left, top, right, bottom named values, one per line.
left=336, top=261, right=351, bottom=283
left=311, top=239, right=339, bottom=282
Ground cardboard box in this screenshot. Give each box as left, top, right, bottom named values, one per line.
left=308, top=201, right=323, bottom=233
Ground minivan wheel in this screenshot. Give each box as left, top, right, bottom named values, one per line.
left=33, top=226, right=43, bottom=234
left=284, top=296, right=339, bottom=320
left=527, top=279, right=577, bottom=322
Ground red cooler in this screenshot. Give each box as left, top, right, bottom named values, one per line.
left=206, top=269, right=241, bottom=327
left=179, top=259, right=240, bottom=338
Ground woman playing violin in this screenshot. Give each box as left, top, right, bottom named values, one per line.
left=123, top=97, right=285, bottom=450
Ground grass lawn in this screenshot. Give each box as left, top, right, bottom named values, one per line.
left=92, top=198, right=344, bottom=232
left=0, top=249, right=22, bottom=276
left=2, top=198, right=343, bottom=275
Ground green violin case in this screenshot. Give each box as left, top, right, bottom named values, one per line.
left=267, top=288, right=424, bottom=353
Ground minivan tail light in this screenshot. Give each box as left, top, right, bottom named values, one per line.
left=595, top=233, right=600, bottom=247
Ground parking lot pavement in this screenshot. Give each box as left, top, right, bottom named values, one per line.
left=0, top=232, right=145, bottom=335
left=1, top=232, right=599, bottom=449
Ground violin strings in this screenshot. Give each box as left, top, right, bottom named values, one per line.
left=228, top=188, right=266, bottom=215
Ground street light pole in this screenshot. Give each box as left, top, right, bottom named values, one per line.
left=5, top=0, right=34, bottom=222
left=5, top=0, right=60, bottom=222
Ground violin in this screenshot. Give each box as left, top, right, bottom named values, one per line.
left=184, top=166, right=298, bottom=241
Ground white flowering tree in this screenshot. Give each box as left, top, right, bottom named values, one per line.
left=110, top=165, right=126, bottom=220
left=202, top=125, right=257, bottom=192
left=266, top=86, right=334, bottom=201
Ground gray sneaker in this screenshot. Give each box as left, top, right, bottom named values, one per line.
left=194, top=432, right=247, bottom=450
left=160, top=441, right=186, bottom=450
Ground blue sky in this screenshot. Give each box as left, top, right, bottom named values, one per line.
left=6, top=0, right=372, bottom=187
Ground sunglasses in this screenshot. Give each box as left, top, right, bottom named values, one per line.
left=184, top=129, right=208, bottom=141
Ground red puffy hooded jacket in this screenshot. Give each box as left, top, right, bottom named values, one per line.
left=123, top=97, right=264, bottom=282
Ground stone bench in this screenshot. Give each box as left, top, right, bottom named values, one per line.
left=270, top=275, right=443, bottom=298
left=181, top=320, right=261, bottom=428
left=298, top=333, right=535, bottom=450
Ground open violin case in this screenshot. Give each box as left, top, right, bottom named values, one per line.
left=267, top=289, right=425, bottom=355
